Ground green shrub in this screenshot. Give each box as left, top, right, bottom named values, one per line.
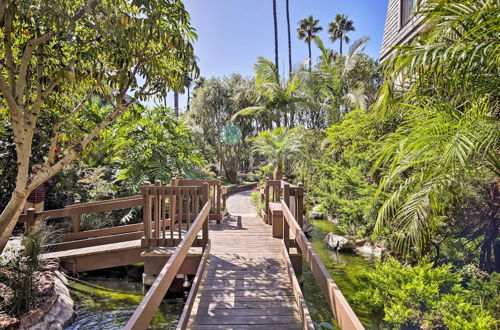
left=353, top=258, right=498, bottom=329
left=250, top=191, right=263, bottom=216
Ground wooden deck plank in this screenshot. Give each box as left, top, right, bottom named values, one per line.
left=187, top=191, right=304, bottom=329
left=189, top=315, right=302, bottom=325
left=188, top=325, right=303, bottom=330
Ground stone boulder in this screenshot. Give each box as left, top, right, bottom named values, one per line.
left=309, top=211, right=324, bottom=220
left=309, top=204, right=325, bottom=220
left=327, top=215, right=339, bottom=225
left=355, top=242, right=384, bottom=258
left=324, top=233, right=356, bottom=251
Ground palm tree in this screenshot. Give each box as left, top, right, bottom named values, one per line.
left=328, top=14, right=355, bottom=55
left=297, top=15, right=322, bottom=70
left=232, top=57, right=302, bottom=129
left=252, top=127, right=301, bottom=180
left=272, top=0, right=279, bottom=73
left=374, top=0, right=499, bottom=270
left=286, top=0, right=292, bottom=77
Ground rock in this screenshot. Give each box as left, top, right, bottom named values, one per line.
left=0, top=237, right=23, bottom=266
left=309, top=211, right=324, bottom=220
left=355, top=238, right=367, bottom=247
left=324, top=233, right=356, bottom=251
left=327, top=215, right=339, bottom=225
left=355, top=242, right=383, bottom=258
left=26, top=270, right=74, bottom=330
left=303, top=222, right=313, bottom=233
left=0, top=314, right=18, bottom=329
left=37, top=272, right=55, bottom=295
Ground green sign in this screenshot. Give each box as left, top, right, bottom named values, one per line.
left=222, top=124, right=242, bottom=146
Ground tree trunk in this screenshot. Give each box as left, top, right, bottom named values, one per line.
left=273, top=0, right=279, bottom=74
left=479, top=178, right=499, bottom=272
left=186, top=86, right=191, bottom=111
left=273, top=162, right=283, bottom=180
left=0, top=189, right=28, bottom=252
left=174, top=91, right=179, bottom=116
left=308, top=40, right=312, bottom=71
left=340, top=38, right=343, bottom=55
left=286, top=0, right=292, bottom=77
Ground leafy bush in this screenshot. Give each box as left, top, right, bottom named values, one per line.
left=353, top=258, right=498, bottom=329
left=306, top=110, right=393, bottom=237
left=250, top=191, right=263, bottom=216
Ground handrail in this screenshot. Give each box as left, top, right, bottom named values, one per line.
left=281, top=242, right=314, bottom=329
left=124, top=200, right=212, bottom=330
left=176, top=240, right=211, bottom=330
left=281, top=200, right=364, bottom=330
left=18, top=195, right=143, bottom=222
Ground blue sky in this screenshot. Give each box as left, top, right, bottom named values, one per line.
left=161, top=0, right=388, bottom=109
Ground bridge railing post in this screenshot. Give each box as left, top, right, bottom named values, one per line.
left=154, top=180, right=161, bottom=242
left=201, top=182, right=210, bottom=249
left=24, top=208, right=36, bottom=234
left=264, top=177, right=270, bottom=223
left=297, top=183, right=304, bottom=230
left=142, top=181, right=152, bottom=248
left=216, top=177, right=222, bottom=224
left=283, top=183, right=290, bottom=208
left=283, top=207, right=290, bottom=255
left=72, top=200, right=81, bottom=233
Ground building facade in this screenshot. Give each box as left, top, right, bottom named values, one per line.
left=380, top=0, right=427, bottom=63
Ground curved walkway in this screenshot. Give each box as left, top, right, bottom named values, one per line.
left=186, top=191, right=303, bottom=329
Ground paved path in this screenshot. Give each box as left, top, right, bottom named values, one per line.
left=187, top=191, right=303, bottom=329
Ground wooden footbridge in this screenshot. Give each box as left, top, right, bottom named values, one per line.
left=18, top=179, right=364, bottom=330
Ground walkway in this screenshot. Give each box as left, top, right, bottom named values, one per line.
left=186, top=191, right=304, bottom=329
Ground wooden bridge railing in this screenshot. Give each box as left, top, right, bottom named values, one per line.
left=124, top=199, right=212, bottom=330
left=174, top=178, right=228, bottom=223
left=17, top=178, right=223, bottom=252
left=18, top=195, right=145, bottom=252
left=260, top=178, right=304, bottom=227
left=281, top=200, right=364, bottom=330
left=141, top=181, right=210, bottom=249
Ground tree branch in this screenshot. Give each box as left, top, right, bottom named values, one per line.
left=15, top=32, right=56, bottom=104
left=45, top=94, right=91, bottom=166
left=28, top=97, right=131, bottom=191
left=0, top=0, right=8, bottom=25
left=3, top=9, right=16, bottom=94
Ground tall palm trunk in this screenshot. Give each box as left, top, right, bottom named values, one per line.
left=273, top=162, right=283, bottom=180
left=286, top=0, right=292, bottom=77
left=174, top=91, right=179, bottom=116
left=307, top=40, right=312, bottom=70
left=186, top=86, right=191, bottom=111
left=273, top=0, right=279, bottom=73
left=339, top=35, right=343, bottom=55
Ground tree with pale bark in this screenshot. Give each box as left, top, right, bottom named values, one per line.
left=0, top=0, right=197, bottom=252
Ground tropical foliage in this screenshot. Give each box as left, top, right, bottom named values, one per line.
left=373, top=0, right=500, bottom=270
left=353, top=258, right=498, bottom=329
left=251, top=127, right=300, bottom=180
